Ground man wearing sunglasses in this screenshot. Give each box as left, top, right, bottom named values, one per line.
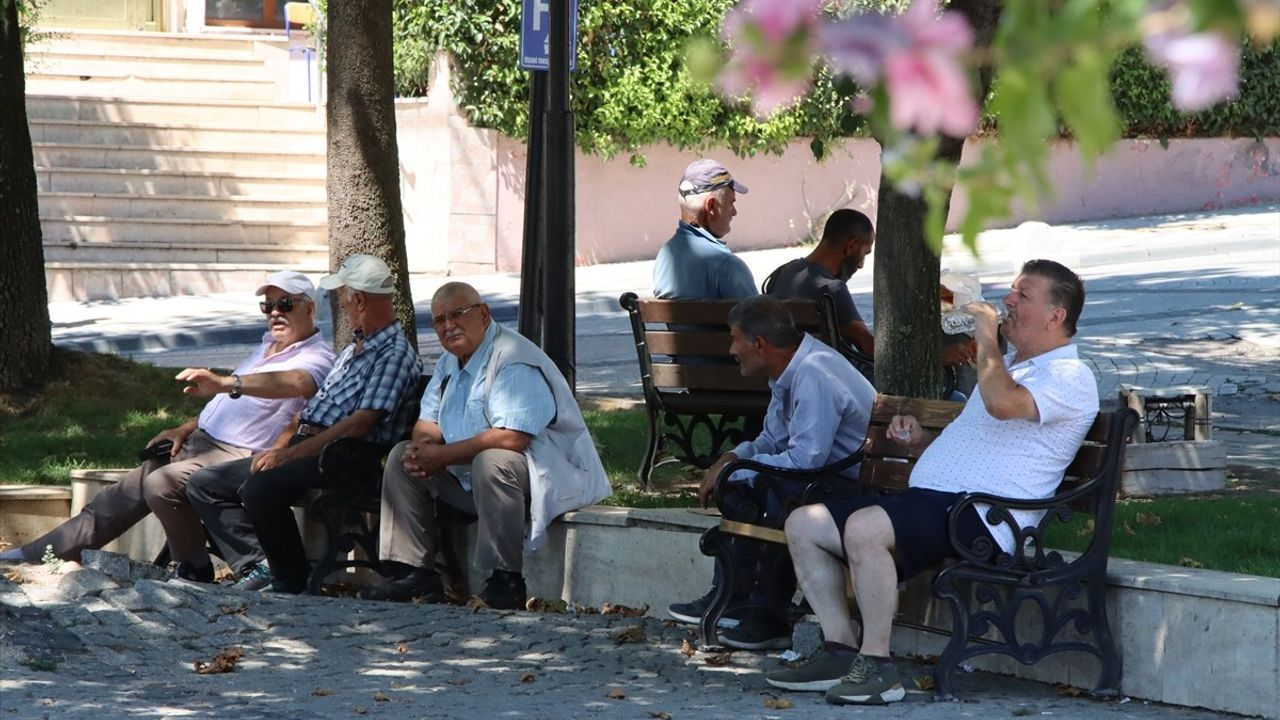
left=0, top=271, right=335, bottom=581
left=358, top=282, right=610, bottom=608
left=653, top=158, right=757, bottom=300
left=187, top=254, right=423, bottom=594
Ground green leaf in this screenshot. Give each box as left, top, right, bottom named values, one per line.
left=1054, top=48, right=1121, bottom=158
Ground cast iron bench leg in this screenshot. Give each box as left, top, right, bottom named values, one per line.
left=639, top=404, right=661, bottom=490
left=307, top=502, right=341, bottom=596
left=698, top=527, right=735, bottom=650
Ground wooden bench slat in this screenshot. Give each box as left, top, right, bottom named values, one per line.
left=657, top=390, right=769, bottom=416
left=636, top=298, right=827, bottom=326
left=651, top=364, right=765, bottom=392
left=643, top=330, right=733, bottom=356
left=872, top=395, right=965, bottom=425
left=720, top=519, right=787, bottom=544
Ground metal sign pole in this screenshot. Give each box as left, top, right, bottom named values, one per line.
left=543, top=0, right=576, bottom=391
left=517, top=71, right=547, bottom=344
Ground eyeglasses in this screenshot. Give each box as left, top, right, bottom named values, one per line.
left=259, top=297, right=307, bottom=314
left=432, top=303, right=482, bottom=328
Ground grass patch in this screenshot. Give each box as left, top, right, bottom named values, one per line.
left=0, top=349, right=207, bottom=485
left=581, top=408, right=701, bottom=509
left=1044, top=494, right=1280, bottom=577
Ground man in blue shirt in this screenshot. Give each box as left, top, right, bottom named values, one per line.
left=187, top=255, right=422, bottom=594
left=667, top=296, right=876, bottom=650
left=652, top=158, right=757, bottom=299
left=359, top=282, right=610, bottom=608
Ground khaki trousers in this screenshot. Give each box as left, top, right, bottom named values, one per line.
left=378, top=440, right=530, bottom=573
left=20, top=429, right=250, bottom=563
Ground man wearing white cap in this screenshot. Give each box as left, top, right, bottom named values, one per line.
left=0, top=271, right=335, bottom=582
left=187, top=254, right=423, bottom=594
left=653, top=158, right=757, bottom=300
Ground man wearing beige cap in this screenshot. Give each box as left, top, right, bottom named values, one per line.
left=187, top=254, right=422, bottom=594
left=653, top=158, right=757, bottom=300
left=0, top=271, right=335, bottom=582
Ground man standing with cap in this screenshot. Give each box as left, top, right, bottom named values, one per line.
left=187, top=254, right=422, bottom=593
left=0, top=271, right=335, bottom=583
left=653, top=158, right=757, bottom=300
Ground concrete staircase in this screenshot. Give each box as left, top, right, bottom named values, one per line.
left=25, top=30, right=328, bottom=301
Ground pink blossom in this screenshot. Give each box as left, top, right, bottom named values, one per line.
left=885, top=52, right=979, bottom=138
left=819, top=14, right=899, bottom=85
left=716, top=0, right=824, bottom=116
left=1144, top=31, right=1240, bottom=111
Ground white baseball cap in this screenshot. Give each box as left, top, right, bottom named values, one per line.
left=255, top=270, right=316, bottom=298
left=317, top=254, right=395, bottom=295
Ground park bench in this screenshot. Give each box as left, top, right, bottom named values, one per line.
left=697, top=393, right=1138, bottom=700
left=618, top=292, right=846, bottom=490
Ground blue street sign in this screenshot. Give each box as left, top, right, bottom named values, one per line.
left=520, top=0, right=578, bottom=71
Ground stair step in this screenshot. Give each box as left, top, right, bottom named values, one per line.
left=39, top=192, right=325, bottom=223
left=41, top=215, right=326, bottom=245
left=35, top=28, right=285, bottom=56
left=35, top=167, right=325, bottom=199
left=26, top=73, right=280, bottom=101
left=25, top=94, right=321, bottom=127
left=45, top=240, right=327, bottom=267
left=26, top=48, right=266, bottom=71
left=34, top=142, right=324, bottom=173
left=30, top=119, right=324, bottom=153
left=45, top=259, right=329, bottom=302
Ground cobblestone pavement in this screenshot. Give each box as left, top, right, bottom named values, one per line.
left=0, top=554, right=1237, bottom=720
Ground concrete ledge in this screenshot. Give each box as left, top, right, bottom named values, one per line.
left=0, top=485, right=72, bottom=549
left=521, top=506, right=1279, bottom=719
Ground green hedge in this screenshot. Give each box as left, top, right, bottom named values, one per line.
left=391, top=1, right=1279, bottom=157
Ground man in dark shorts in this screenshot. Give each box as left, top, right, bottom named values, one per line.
left=764, top=259, right=1099, bottom=705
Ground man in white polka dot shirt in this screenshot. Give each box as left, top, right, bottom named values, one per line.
left=766, top=259, right=1099, bottom=705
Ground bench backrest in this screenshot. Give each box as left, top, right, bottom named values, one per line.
left=860, top=394, right=1120, bottom=510
left=618, top=292, right=843, bottom=398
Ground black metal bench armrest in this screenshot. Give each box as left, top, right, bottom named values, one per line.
left=711, top=448, right=865, bottom=509
left=318, top=437, right=393, bottom=487
left=947, top=477, right=1103, bottom=572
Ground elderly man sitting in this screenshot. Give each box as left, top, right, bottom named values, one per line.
left=359, top=282, right=611, bottom=609
left=0, top=271, right=334, bottom=582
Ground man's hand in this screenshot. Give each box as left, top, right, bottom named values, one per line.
left=401, top=439, right=447, bottom=479
left=147, top=425, right=194, bottom=459
left=941, top=341, right=978, bottom=367
left=697, top=453, right=737, bottom=509
left=962, top=301, right=1001, bottom=336
left=251, top=446, right=298, bottom=474
left=886, top=415, right=923, bottom=447
left=175, top=368, right=229, bottom=397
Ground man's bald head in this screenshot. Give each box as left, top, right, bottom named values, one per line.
left=432, top=281, right=483, bottom=308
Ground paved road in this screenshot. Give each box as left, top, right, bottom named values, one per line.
left=0, top=553, right=1238, bottom=719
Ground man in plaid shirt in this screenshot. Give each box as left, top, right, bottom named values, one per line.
left=187, top=255, right=422, bottom=594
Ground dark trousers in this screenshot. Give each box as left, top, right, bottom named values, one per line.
left=715, top=476, right=806, bottom=616
left=186, top=447, right=325, bottom=585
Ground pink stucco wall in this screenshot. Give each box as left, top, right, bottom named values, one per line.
left=490, top=136, right=1279, bottom=272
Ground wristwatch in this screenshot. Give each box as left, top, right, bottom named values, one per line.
left=229, top=374, right=243, bottom=399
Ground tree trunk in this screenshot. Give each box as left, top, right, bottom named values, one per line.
left=872, top=0, right=1001, bottom=398
left=326, top=1, right=416, bottom=350
left=0, top=0, right=51, bottom=391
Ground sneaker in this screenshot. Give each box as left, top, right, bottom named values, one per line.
left=358, top=567, right=445, bottom=603
left=824, top=654, right=906, bottom=705
left=720, top=611, right=792, bottom=651
left=231, top=563, right=273, bottom=592
left=765, top=645, right=857, bottom=691
left=174, top=561, right=214, bottom=584
left=666, top=589, right=744, bottom=629
left=480, top=570, right=527, bottom=610
left=266, top=576, right=306, bottom=595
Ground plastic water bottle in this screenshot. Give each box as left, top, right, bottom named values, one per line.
left=939, top=270, right=985, bottom=335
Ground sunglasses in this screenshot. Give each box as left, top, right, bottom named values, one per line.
left=260, top=297, right=306, bottom=314
left=432, top=303, right=482, bottom=328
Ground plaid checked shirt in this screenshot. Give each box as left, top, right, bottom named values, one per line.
left=299, top=320, right=422, bottom=445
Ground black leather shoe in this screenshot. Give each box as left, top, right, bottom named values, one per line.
left=358, top=568, right=445, bottom=603
left=480, top=570, right=527, bottom=610
left=174, top=561, right=214, bottom=583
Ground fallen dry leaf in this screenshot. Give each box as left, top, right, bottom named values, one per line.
left=574, top=603, right=600, bottom=615
left=1135, top=512, right=1163, bottom=526
left=526, top=597, right=568, bottom=613
left=311, top=689, right=333, bottom=697
left=680, top=639, right=696, bottom=658
left=372, top=692, right=391, bottom=702
left=520, top=674, right=536, bottom=684
left=704, top=652, right=733, bottom=666
left=904, top=653, right=939, bottom=666
left=648, top=712, right=672, bottom=720
left=466, top=595, right=489, bottom=612
left=600, top=602, right=649, bottom=617
left=1055, top=683, right=1085, bottom=697
left=218, top=603, right=248, bottom=616
left=613, top=626, right=646, bottom=645
left=1075, top=518, right=1096, bottom=538
left=661, top=619, right=680, bottom=628
left=395, top=644, right=409, bottom=654
left=763, top=695, right=793, bottom=709
left=1122, top=521, right=1137, bottom=537
left=606, top=688, right=626, bottom=700
left=913, top=675, right=935, bottom=690
left=194, top=647, right=243, bottom=675
left=3, top=570, right=23, bottom=584
left=446, top=678, right=471, bottom=686
left=1179, top=556, right=1204, bottom=569
left=353, top=707, right=367, bottom=716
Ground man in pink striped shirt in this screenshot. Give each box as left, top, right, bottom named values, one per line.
left=0, top=271, right=335, bottom=582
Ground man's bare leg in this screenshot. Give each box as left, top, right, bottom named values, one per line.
left=842, top=505, right=899, bottom=657
left=785, top=504, right=859, bottom=647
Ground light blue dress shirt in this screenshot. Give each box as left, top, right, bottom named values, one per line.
left=729, top=333, right=876, bottom=482
left=421, top=322, right=556, bottom=490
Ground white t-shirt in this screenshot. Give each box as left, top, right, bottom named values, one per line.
left=910, top=343, right=1099, bottom=553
